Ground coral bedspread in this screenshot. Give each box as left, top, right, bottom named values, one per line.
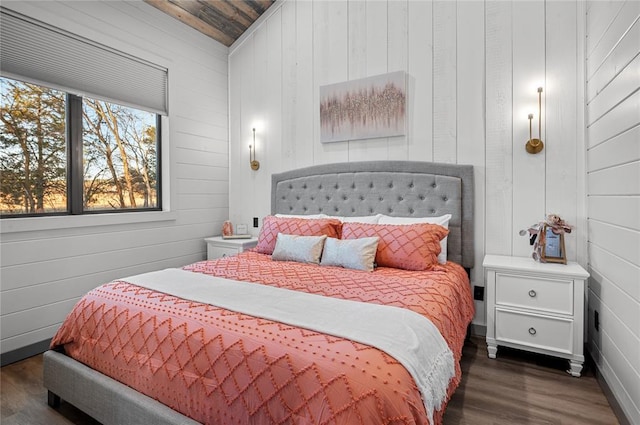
left=51, top=251, right=474, bottom=425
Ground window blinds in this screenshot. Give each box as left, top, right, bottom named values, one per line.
left=0, top=8, right=168, bottom=115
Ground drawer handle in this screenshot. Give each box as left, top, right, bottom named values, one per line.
left=528, top=290, right=537, bottom=298
left=528, top=327, right=537, bottom=335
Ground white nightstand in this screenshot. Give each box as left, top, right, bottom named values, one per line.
left=483, top=254, right=589, bottom=377
left=204, top=236, right=258, bottom=260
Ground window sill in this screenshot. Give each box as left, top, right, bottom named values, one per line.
left=0, top=210, right=178, bottom=234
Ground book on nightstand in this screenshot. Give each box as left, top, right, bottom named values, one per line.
left=222, top=234, right=253, bottom=239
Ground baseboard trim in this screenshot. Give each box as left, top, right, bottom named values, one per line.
left=470, top=323, right=486, bottom=337
left=1, top=339, right=51, bottom=367
left=593, top=364, right=632, bottom=425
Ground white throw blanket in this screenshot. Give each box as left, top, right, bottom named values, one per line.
left=123, top=268, right=455, bottom=423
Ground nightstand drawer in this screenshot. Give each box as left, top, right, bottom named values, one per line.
left=496, top=273, right=573, bottom=315
left=496, top=308, right=573, bottom=354
left=205, top=236, right=258, bottom=260
left=208, top=246, right=241, bottom=259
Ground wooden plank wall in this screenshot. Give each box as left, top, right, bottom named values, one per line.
left=228, top=0, right=584, bottom=328
left=585, top=1, right=640, bottom=423
left=0, top=1, right=229, bottom=358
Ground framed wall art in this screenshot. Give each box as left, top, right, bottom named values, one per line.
left=319, top=71, right=407, bottom=143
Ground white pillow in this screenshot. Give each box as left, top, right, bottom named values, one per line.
left=320, top=237, right=379, bottom=271
left=378, top=214, right=452, bottom=264
left=275, top=213, right=327, bottom=219
left=327, top=214, right=382, bottom=224
left=272, top=234, right=327, bottom=264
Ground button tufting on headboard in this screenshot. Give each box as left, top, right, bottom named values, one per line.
left=271, top=161, right=474, bottom=268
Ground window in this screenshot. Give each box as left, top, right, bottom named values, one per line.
left=1, top=77, right=160, bottom=217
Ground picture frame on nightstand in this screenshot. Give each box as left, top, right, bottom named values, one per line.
left=541, top=225, right=567, bottom=264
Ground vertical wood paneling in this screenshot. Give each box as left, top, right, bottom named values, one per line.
left=295, top=1, right=314, bottom=169
left=348, top=0, right=366, bottom=80
left=347, top=1, right=380, bottom=162
left=387, top=0, right=409, bottom=160
left=239, top=33, right=261, bottom=224
left=546, top=0, right=578, bottom=261
left=312, top=0, right=348, bottom=165
left=349, top=1, right=390, bottom=162
left=511, top=1, right=546, bottom=258
left=229, top=36, right=250, bottom=226
left=228, top=0, right=585, bottom=333
left=456, top=0, right=485, bottom=324
left=485, top=1, right=513, bottom=256
left=407, top=0, right=433, bottom=161
left=266, top=9, right=283, bottom=177
left=365, top=1, right=387, bottom=75
left=281, top=1, right=297, bottom=169
left=253, top=25, right=273, bottom=221
left=432, top=1, right=457, bottom=163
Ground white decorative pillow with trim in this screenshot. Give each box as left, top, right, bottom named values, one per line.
left=378, top=214, right=452, bottom=264
left=274, top=214, right=328, bottom=219
left=327, top=214, right=382, bottom=224
left=272, top=233, right=327, bottom=264
left=320, top=237, right=379, bottom=272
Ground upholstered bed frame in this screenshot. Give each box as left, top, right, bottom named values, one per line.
left=44, top=160, right=474, bottom=424
left=271, top=160, right=474, bottom=268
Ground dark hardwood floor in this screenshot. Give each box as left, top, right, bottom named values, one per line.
left=1, top=337, right=618, bottom=424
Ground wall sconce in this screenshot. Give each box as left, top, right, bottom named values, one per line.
left=526, top=87, right=544, bottom=154
left=249, top=128, right=260, bottom=170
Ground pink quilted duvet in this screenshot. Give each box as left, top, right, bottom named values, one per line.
left=51, top=251, right=474, bottom=424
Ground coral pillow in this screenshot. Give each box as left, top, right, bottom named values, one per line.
left=256, top=216, right=341, bottom=255
left=378, top=214, right=452, bottom=264
left=341, top=222, right=448, bottom=271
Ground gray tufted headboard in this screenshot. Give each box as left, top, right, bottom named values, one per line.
left=271, top=161, right=474, bottom=269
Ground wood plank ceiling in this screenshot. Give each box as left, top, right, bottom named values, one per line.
left=145, top=0, right=276, bottom=47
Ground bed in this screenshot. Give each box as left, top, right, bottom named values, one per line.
left=43, top=160, right=475, bottom=425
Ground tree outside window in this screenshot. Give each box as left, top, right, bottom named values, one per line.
left=1, top=77, right=159, bottom=216
left=0, top=78, right=66, bottom=214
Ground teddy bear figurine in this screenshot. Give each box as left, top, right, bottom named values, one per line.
left=545, top=213, right=573, bottom=235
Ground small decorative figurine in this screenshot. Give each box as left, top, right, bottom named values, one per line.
left=222, top=220, right=234, bottom=237
left=520, top=214, right=573, bottom=263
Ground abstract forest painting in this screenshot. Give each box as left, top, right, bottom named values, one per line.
left=320, top=71, right=406, bottom=143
